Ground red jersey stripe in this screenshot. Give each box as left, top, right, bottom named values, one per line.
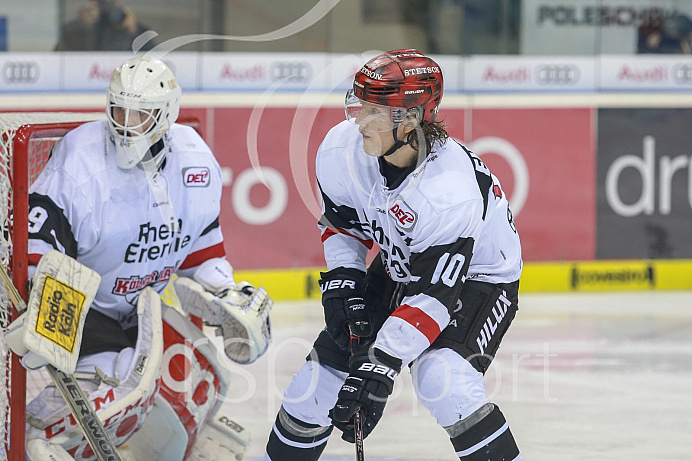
left=179, top=242, right=226, bottom=270
left=321, top=227, right=374, bottom=249
left=28, top=253, right=43, bottom=267
left=390, top=304, right=441, bottom=344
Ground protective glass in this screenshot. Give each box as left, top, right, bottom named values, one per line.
left=344, top=89, right=408, bottom=132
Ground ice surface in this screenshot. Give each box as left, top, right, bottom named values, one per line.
left=122, top=290, right=692, bottom=461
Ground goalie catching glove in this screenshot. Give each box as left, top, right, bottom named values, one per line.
left=174, top=258, right=272, bottom=364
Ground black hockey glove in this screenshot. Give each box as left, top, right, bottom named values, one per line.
left=329, top=346, right=402, bottom=442
left=319, top=267, right=372, bottom=350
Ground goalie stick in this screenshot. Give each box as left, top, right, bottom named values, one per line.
left=0, top=265, right=123, bottom=461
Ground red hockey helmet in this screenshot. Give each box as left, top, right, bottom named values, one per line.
left=347, top=49, right=443, bottom=126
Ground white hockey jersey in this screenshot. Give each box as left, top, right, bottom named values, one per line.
left=28, top=120, right=225, bottom=326
left=317, top=120, right=522, bottom=364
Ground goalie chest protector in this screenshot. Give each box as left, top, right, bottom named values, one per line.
left=28, top=120, right=224, bottom=322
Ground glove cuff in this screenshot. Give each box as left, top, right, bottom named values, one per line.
left=193, top=257, right=236, bottom=295
left=350, top=347, right=402, bottom=392
left=319, top=267, right=365, bottom=292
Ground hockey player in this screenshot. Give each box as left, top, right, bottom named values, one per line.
left=265, top=49, right=523, bottom=460
left=21, top=55, right=272, bottom=460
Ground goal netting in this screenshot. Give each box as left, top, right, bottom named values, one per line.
left=0, top=112, right=105, bottom=461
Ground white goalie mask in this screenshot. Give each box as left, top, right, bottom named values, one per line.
left=107, top=56, right=181, bottom=170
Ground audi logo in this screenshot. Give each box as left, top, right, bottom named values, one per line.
left=269, top=61, right=312, bottom=83
left=2, top=61, right=40, bottom=84
left=672, top=64, right=692, bottom=84
left=535, top=64, right=580, bottom=86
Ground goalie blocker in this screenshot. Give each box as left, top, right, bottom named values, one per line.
left=4, top=250, right=101, bottom=374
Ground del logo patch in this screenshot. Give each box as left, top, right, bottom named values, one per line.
left=389, top=197, right=417, bottom=231
left=35, top=275, right=86, bottom=353
left=183, top=167, right=210, bottom=187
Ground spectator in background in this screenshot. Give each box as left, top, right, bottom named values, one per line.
left=54, top=0, right=156, bottom=51
left=638, top=13, right=692, bottom=54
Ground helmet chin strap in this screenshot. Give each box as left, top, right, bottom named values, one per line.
left=382, top=124, right=414, bottom=157
left=138, top=136, right=168, bottom=171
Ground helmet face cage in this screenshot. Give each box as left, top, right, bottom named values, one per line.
left=106, top=56, right=181, bottom=169
left=348, top=49, right=443, bottom=126
left=345, top=89, right=419, bottom=132
left=107, top=95, right=163, bottom=141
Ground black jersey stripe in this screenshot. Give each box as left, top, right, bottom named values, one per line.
left=457, top=141, right=492, bottom=221
left=318, top=180, right=365, bottom=234
left=28, top=193, right=78, bottom=258
left=200, top=216, right=220, bottom=236
left=406, top=236, right=474, bottom=312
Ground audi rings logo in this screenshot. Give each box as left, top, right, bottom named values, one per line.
left=2, top=61, right=40, bottom=84
left=672, top=64, right=692, bottom=84
left=269, top=61, right=312, bottom=83
left=535, top=64, right=580, bottom=86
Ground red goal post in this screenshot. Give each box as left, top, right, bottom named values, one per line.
left=0, top=112, right=105, bottom=461
left=0, top=112, right=202, bottom=460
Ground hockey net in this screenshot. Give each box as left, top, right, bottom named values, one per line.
left=0, top=112, right=105, bottom=461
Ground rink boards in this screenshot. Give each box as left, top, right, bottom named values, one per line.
left=235, top=258, right=692, bottom=300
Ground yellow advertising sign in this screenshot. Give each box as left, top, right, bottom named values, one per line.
left=34, top=275, right=86, bottom=352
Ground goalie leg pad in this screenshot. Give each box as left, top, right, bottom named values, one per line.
left=136, top=304, right=230, bottom=459
left=191, top=408, right=252, bottom=461
left=125, top=395, right=189, bottom=461
left=25, top=286, right=163, bottom=461
left=26, top=438, right=77, bottom=461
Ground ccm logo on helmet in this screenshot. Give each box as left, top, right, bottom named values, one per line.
left=183, top=167, right=210, bottom=187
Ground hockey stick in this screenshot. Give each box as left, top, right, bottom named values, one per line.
left=353, top=410, right=365, bottom=461
left=0, top=265, right=123, bottom=461
left=349, top=331, right=365, bottom=461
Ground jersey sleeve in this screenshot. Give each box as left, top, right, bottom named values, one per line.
left=177, top=217, right=226, bottom=273
left=177, top=151, right=226, bottom=274
left=27, top=144, right=98, bottom=267
left=316, top=145, right=373, bottom=272
left=374, top=199, right=484, bottom=366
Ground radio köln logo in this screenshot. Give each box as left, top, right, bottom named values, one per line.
left=389, top=197, right=418, bottom=231
left=183, top=167, right=210, bottom=187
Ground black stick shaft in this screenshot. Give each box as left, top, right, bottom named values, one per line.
left=349, top=331, right=365, bottom=460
